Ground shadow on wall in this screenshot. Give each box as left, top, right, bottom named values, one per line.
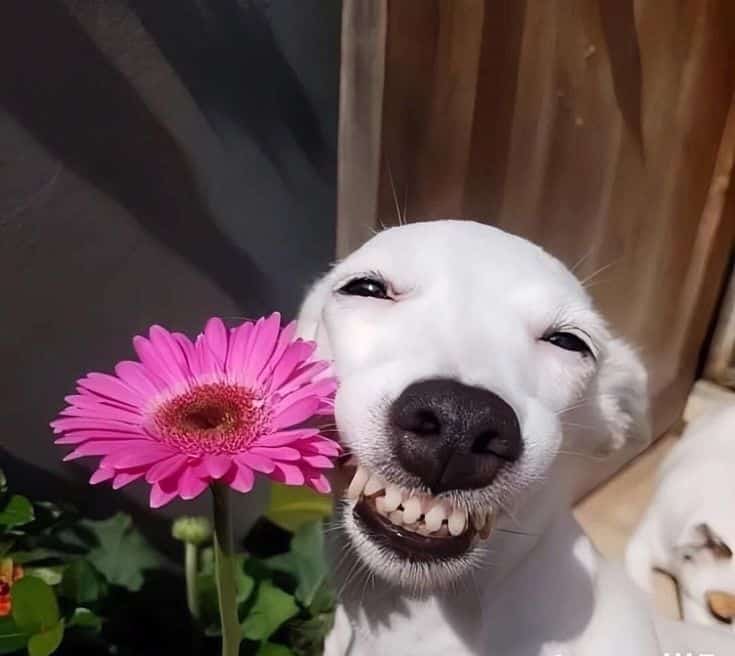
left=0, top=0, right=340, bottom=545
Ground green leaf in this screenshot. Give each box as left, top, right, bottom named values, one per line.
left=11, top=576, right=60, bottom=635
left=241, top=581, right=298, bottom=641
left=27, top=621, right=63, bottom=656
left=10, top=550, right=58, bottom=566
left=0, top=496, right=34, bottom=529
left=59, top=560, right=106, bottom=605
left=234, top=556, right=255, bottom=604
left=25, top=567, right=63, bottom=586
left=67, top=608, right=101, bottom=633
left=0, top=616, right=27, bottom=654
left=266, top=521, right=327, bottom=606
left=256, top=643, right=295, bottom=656
left=83, top=514, right=159, bottom=591
left=265, top=484, right=332, bottom=533
left=0, top=541, right=13, bottom=559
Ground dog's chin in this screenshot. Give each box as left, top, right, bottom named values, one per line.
left=334, top=461, right=497, bottom=595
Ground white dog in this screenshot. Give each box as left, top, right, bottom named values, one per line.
left=627, top=404, right=735, bottom=630
left=297, top=220, right=735, bottom=655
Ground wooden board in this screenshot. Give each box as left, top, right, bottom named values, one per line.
left=338, top=0, right=735, bottom=445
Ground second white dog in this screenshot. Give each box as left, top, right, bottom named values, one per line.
left=627, top=404, right=735, bottom=630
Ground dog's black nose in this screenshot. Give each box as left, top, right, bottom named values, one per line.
left=389, top=378, right=522, bottom=493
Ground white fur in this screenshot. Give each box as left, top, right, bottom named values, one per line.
left=626, top=404, right=735, bottom=632
left=298, top=221, right=735, bottom=655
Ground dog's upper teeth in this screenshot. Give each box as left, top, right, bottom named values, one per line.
left=364, top=474, right=384, bottom=497
left=347, top=466, right=369, bottom=500
left=448, top=507, right=468, bottom=536
left=424, top=502, right=448, bottom=532
left=383, top=484, right=403, bottom=512
left=346, top=464, right=497, bottom=540
left=402, top=496, right=423, bottom=524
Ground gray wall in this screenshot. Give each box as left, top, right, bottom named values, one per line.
left=0, top=0, right=341, bottom=545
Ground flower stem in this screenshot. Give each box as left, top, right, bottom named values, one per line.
left=184, top=542, right=200, bottom=621
left=212, top=484, right=241, bottom=656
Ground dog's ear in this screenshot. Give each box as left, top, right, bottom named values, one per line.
left=592, top=337, right=651, bottom=455
left=296, top=273, right=333, bottom=360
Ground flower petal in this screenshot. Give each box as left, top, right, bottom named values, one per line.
left=198, top=454, right=233, bottom=480
left=225, top=322, right=254, bottom=378
left=54, top=428, right=148, bottom=445
left=60, top=403, right=143, bottom=423
left=235, top=453, right=275, bottom=474
left=270, top=462, right=305, bottom=486
left=276, top=359, right=331, bottom=396
left=78, top=372, right=144, bottom=407
left=99, top=444, right=174, bottom=469
left=225, top=462, right=255, bottom=493
left=90, top=468, right=115, bottom=485
left=150, top=482, right=179, bottom=508
left=178, top=466, right=208, bottom=500
left=306, top=471, right=331, bottom=494
left=271, top=397, right=320, bottom=431
left=252, top=429, right=320, bottom=448
left=112, top=470, right=146, bottom=490
left=241, top=313, right=281, bottom=384
left=134, top=335, right=181, bottom=388
left=63, top=439, right=149, bottom=460
left=204, top=318, right=229, bottom=368
left=276, top=378, right=337, bottom=410
left=115, top=360, right=167, bottom=396
left=257, top=321, right=296, bottom=384
left=51, top=416, right=142, bottom=433
left=268, top=342, right=312, bottom=392
left=250, top=446, right=301, bottom=462
left=145, top=455, right=189, bottom=483
left=302, top=454, right=335, bottom=469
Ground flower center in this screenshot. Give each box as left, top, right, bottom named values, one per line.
left=153, top=383, right=270, bottom=454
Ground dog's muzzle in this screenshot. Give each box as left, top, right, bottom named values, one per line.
left=389, top=378, right=522, bottom=493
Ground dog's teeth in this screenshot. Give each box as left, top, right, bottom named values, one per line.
left=388, top=509, right=404, bottom=526
left=479, top=508, right=497, bottom=540
left=347, top=467, right=369, bottom=500
left=383, top=485, right=403, bottom=512
left=402, top=496, right=423, bottom=524
left=416, top=523, right=432, bottom=536
left=424, top=503, right=447, bottom=533
left=364, top=475, right=384, bottom=497
left=448, top=508, right=467, bottom=536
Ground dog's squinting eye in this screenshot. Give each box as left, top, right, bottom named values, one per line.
left=544, top=332, right=592, bottom=356
left=338, top=277, right=390, bottom=300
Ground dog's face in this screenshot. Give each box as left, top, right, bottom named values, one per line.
left=299, top=221, right=649, bottom=592
left=676, top=523, right=735, bottom=628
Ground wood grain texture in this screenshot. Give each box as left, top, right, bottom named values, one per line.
left=339, top=0, right=735, bottom=443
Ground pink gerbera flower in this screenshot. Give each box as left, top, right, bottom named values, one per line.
left=51, top=314, right=339, bottom=508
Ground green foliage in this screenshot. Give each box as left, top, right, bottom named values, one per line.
left=0, top=470, right=337, bottom=656
left=0, top=497, right=34, bottom=530
left=82, top=514, right=159, bottom=592
left=2, top=577, right=63, bottom=656
left=266, top=521, right=327, bottom=607
left=265, top=484, right=333, bottom=533
left=241, top=581, right=299, bottom=641
left=0, top=468, right=162, bottom=655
